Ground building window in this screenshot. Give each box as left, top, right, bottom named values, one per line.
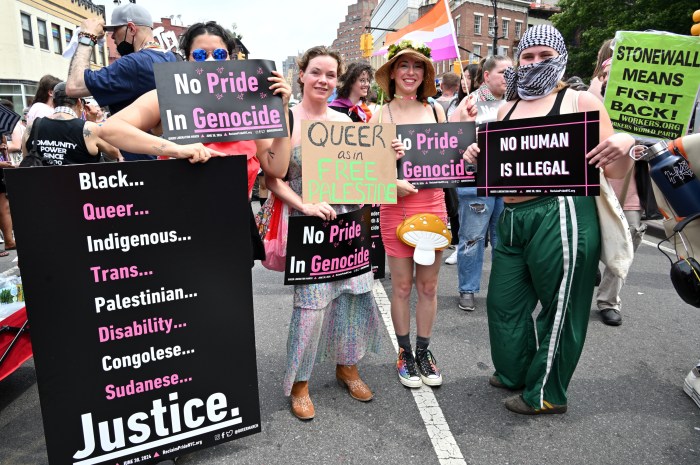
left=51, top=24, right=62, bottom=54
left=498, top=46, right=509, bottom=56
left=474, top=14, right=482, bottom=35
left=455, top=15, right=461, bottom=34
left=65, top=27, right=73, bottom=44
left=488, top=16, right=495, bottom=37
left=90, top=45, right=96, bottom=64
left=473, top=44, right=482, bottom=60
left=97, top=42, right=105, bottom=66
left=487, top=44, right=493, bottom=57
left=21, top=13, right=33, bottom=46
left=515, top=21, right=523, bottom=40
left=37, top=19, right=49, bottom=50
left=502, top=19, right=509, bottom=39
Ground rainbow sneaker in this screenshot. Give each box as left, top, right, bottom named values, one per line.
left=397, top=348, right=421, bottom=388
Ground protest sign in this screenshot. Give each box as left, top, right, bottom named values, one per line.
left=605, top=31, right=700, bottom=140
left=369, top=205, right=385, bottom=279
left=284, top=207, right=372, bottom=285
left=396, top=122, right=476, bottom=188
left=476, top=112, right=600, bottom=196
left=301, top=121, right=397, bottom=204
left=155, top=59, right=287, bottom=143
left=475, top=101, right=505, bottom=126
left=5, top=158, right=260, bottom=465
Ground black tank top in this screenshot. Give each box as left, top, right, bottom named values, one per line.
left=28, top=118, right=97, bottom=166
left=502, top=88, right=569, bottom=121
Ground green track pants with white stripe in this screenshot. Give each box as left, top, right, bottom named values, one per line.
left=487, top=196, right=600, bottom=409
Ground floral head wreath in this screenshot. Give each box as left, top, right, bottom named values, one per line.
left=387, top=40, right=432, bottom=60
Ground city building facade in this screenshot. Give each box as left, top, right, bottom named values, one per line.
left=0, top=0, right=108, bottom=112
left=447, top=0, right=529, bottom=77
left=331, top=0, right=378, bottom=65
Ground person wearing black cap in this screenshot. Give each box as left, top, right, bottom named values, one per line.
left=22, top=82, right=120, bottom=166
left=65, top=2, right=177, bottom=160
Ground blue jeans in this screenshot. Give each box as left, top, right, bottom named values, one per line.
left=456, top=187, right=504, bottom=294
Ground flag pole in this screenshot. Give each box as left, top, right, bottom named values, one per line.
left=442, top=0, right=465, bottom=85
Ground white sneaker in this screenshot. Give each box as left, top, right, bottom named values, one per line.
left=684, top=365, right=700, bottom=409
left=445, top=249, right=458, bottom=265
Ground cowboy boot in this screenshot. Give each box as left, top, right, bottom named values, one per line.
left=336, top=364, right=373, bottom=402
left=290, top=381, right=314, bottom=420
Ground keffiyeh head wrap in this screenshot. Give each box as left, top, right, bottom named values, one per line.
left=505, top=25, right=568, bottom=101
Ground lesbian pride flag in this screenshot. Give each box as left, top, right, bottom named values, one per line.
left=373, top=0, right=458, bottom=61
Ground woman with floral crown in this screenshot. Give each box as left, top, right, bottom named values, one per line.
left=371, top=41, right=474, bottom=389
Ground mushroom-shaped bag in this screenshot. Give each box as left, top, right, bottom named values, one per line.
left=396, top=213, right=452, bottom=266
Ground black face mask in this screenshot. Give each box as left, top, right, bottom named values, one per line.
left=116, top=28, right=135, bottom=56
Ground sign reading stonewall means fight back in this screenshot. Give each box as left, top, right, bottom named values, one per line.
left=5, top=158, right=260, bottom=465
left=397, top=122, right=476, bottom=189
left=476, top=112, right=600, bottom=196
left=155, top=59, right=287, bottom=143
left=604, top=31, right=700, bottom=141
left=285, top=207, right=372, bottom=285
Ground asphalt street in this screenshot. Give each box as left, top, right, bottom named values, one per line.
left=1, top=221, right=699, bottom=465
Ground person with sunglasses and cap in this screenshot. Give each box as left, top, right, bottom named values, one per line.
left=464, top=25, right=635, bottom=415
left=65, top=2, right=178, bottom=161
left=92, top=21, right=290, bottom=266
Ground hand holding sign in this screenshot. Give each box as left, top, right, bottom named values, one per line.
left=391, top=138, right=406, bottom=160
left=267, top=70, right=292, bottom=107
left=585, top=132, right=635, bottom=169
left=176, top=143, right=226, bottom=164
left=464, top=142, right=479, bottom=164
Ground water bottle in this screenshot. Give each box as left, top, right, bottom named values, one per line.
left=643, top=140, right=700, bottom=217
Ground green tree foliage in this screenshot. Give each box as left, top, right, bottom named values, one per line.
left=551, top=0, right=699, bottom=80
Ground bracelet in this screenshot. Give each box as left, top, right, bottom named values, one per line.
left=78, top=31, right=98, bottom=43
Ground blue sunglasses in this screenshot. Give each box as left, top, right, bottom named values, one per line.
left=191, top=48, right=228, bottom=61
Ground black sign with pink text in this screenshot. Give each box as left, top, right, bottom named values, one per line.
left=476, top=112, right=601, bottom=196
left=284, top=207, right=373, bottom=285
left=369, top=205, right=385, bottom=280
left=154, top=59, right=287, bottom=143
left=396, top=122, right=476, bottom=189
left=5, top=157, right=260, bottom=465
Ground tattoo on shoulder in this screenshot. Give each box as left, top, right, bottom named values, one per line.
left=82, top=126, right=92, bottom=137
left=267, top=149, right=275, bottom=159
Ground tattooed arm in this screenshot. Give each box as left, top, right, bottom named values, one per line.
left=65, top=18, right=105, bottom=97
left=83, top=122, right=122, bottom=161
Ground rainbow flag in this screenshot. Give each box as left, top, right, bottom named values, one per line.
left=373, top=0, right=458, bottom=61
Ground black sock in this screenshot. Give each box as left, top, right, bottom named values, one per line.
left=416, top=336, right=430, bottom=354
left=396, top=333, right=412, bottom=353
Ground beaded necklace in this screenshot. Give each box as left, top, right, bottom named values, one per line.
left=53, top=106, right=78, bottom=118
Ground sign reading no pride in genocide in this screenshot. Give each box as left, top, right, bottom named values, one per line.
left=155, top=59, right=287, bottom=144
left=397, top=122, right=476, bottom=189
left=5, top=157, right=260, bottom=465
left=285, top=207, right=372, bottom=285
left=476, top=112, right=600, bottom=196
left=301, top=121, right=397, bottom=204
left=604, top=31, right=700, bottom=141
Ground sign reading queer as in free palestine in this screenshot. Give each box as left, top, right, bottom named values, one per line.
left=301, top=121, right=397, bottom=204
left=5, top=158, right=260, bottom=465
left=476, top=112, right=600, bottom=196
left=154, top=59, right=287, bottom=143
left=604, top=31, right=700, bottom=141
left=285, top=207, right=372, bottom=285
left=397, top=122, right=476, bottom=189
